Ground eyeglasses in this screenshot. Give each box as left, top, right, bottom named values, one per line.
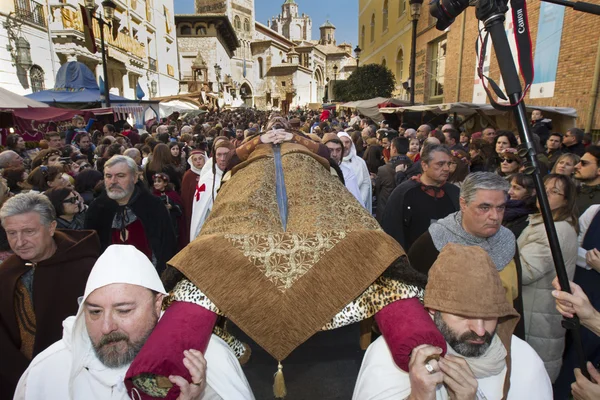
left=63, top=196, right=79, bottom=204
left=501, top=158, right=516, bottom=164
left=580, top=160, right=597, bottom=167
left=546, top=188, right=565, bottom=197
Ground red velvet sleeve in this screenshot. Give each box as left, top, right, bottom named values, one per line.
left=375, top=297, right=447, bottom=371
left=125, top=301, right=217, bottom=399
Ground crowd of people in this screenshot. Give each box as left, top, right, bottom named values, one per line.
left=0, top=106, right=599, bottom=400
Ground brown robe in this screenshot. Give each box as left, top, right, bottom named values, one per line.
left=0, top=229, right=100, bottom=399
left=181, top=169, right=200, bottom=245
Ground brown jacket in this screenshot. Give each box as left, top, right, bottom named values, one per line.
left=0, top=229, right=100, bottom=399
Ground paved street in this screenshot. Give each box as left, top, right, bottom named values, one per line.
left=230, top=323, right=367, bottom=400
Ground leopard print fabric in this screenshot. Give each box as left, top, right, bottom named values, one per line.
left=170, top=277, right=422, bottom=332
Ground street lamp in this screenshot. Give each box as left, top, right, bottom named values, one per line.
left=409, top=0, right=423, bottom=105
left=214, top=63, right=221, bottom=96
left=85, top=0, right=117, bottom=107
left=354, top=45, right=361, bottom=68
left=332, top=64, right=338, bottom=102
left=150, top=80, right=157, bottom=98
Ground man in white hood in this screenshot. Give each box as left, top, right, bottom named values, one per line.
left=190, top=140, right=233, bottom=240
left=338, top=131, right=372, bottom=213
left=14, top=245, right=254, bottom=400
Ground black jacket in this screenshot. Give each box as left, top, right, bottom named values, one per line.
left=381, top=179, right=460, bottom=250
left=84, top=183, right=177, bottom=274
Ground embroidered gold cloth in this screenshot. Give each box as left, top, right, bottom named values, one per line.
left=169, top=143, right=404, bottom=361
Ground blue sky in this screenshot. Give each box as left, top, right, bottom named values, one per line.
left=175, top=0, right=358, bottom=46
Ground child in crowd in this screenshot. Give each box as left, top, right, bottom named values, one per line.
left=407, top=138, right=421, bottom=162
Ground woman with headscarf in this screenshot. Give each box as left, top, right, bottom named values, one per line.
left=338, top=131, right=372, bottom=213
left=181, top=149, right=209, bottom=244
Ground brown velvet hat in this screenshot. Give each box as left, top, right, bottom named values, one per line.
left=424, top=243, right=520, bottom=399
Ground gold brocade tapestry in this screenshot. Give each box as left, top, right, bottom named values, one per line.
left=169, top=144, right=405, bottom=361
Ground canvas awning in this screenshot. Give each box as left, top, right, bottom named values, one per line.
left=0, top=87, right=49, bottom=109
left=379, top=102, right=578, bottom=118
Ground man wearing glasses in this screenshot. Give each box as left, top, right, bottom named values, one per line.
left=574, top=145, right=600, bottom=215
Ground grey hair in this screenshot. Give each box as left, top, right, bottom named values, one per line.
left=460, top=172, right=510, bottom=204
left=123, top=148, right=141, bottom=160
left=0, top=192, right=56, bottom=226
left=104, top=155, right=138, bottom=176
left=0, top=150, right=17, bottom=168
left=421, top=143, right=451, bottom=164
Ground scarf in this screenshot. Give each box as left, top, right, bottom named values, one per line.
left=111, top=187, right=141, bottom=242
left=446, top=334, right=507, bottom=379
left=581, top=184, right=600, bottom=199
left=502, top=199, right=536, bottom=223
left=187, top=154, right=206, bottom=176
left=429, top=212, right=515, bottom=270
left=411, top=174, right=446, bottom=199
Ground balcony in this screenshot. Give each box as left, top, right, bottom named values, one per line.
left=148, top=57, right=157, bottom=71
left=14, top=0, right=46, bottom=28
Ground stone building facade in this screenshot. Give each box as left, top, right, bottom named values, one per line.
left=0, top=0, right=179, bottom=99
left=178, top=0, right=356, bottom=111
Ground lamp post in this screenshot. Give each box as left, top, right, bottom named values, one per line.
left=150, top=80, right=157, bottom=98
left=409, top=0, right=423, bottom=105
left=332, top=64, right=338, bottom=102
left=214, top=63, right=221, bottom=96
left=354, top=45, right=361, bottom=68
left=84, top=0, right=116, bottom=107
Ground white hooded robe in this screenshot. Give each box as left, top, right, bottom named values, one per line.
left=14, top=245, right=254, bottom=400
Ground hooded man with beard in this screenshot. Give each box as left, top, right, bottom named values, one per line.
left=353, top=243, right=552, bottom=400
left=14, top=245, right=254, bottom=400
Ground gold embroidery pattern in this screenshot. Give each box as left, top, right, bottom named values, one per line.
left=225, top=232, right=347, bottom=292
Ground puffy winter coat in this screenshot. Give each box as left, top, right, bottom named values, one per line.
left=518, top=214, right=578, bottom=382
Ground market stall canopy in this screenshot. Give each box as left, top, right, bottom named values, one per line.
left=0, top=87, right=49, bottom=108
left=339, top=97, right=410, bottom=122
left=379, top=102, right=577, bottom=118
left=159, top=100, right=199, bottom=118
left=25, top=61, right=129, bottom=104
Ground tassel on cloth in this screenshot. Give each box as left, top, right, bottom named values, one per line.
left=273, top=362, right=287, bottom=398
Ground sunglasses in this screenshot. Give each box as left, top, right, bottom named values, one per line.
left=501, top=158, right=516, bottom=164
left=63, top=196, right=78, bottom=204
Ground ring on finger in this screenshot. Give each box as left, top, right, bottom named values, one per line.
left=425, top=362, right=435, bottom=374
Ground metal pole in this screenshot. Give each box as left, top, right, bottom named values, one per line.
left=486, top=15, right=589, bottom=378
left=99, top=18, right=111, bottom=107
left=409, top=18, right=418, bottom=105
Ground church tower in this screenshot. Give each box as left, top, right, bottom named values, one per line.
left=319, top=20, right=336, bottom=45
left=269, top=0, right=312, bottom=41
left=282, top=0, right=298, bottom=18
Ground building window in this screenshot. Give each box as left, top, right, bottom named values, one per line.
left=370, top=14, right=375, bottom=42
left=429, top=37, right=447, bottom=99
left=396, top=49, right=404, bottom=80
left=258, top=57, right=264, bottom=78
left=180, top=25, right=191, bottom=35
left=399, top=0, right=406, bottom=16
left=196, top=25, right=207, bottom=35
left=361, top=25, right=365, bottom=48
left=128, top=73, right=139, bottom=89
left=382, top=0, right=388, bottom=31
left=30, top=65, right=44, bottom=92
left=234, top=15, right=241, bottom=30
left=244, top=18, right=250, bottom=32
